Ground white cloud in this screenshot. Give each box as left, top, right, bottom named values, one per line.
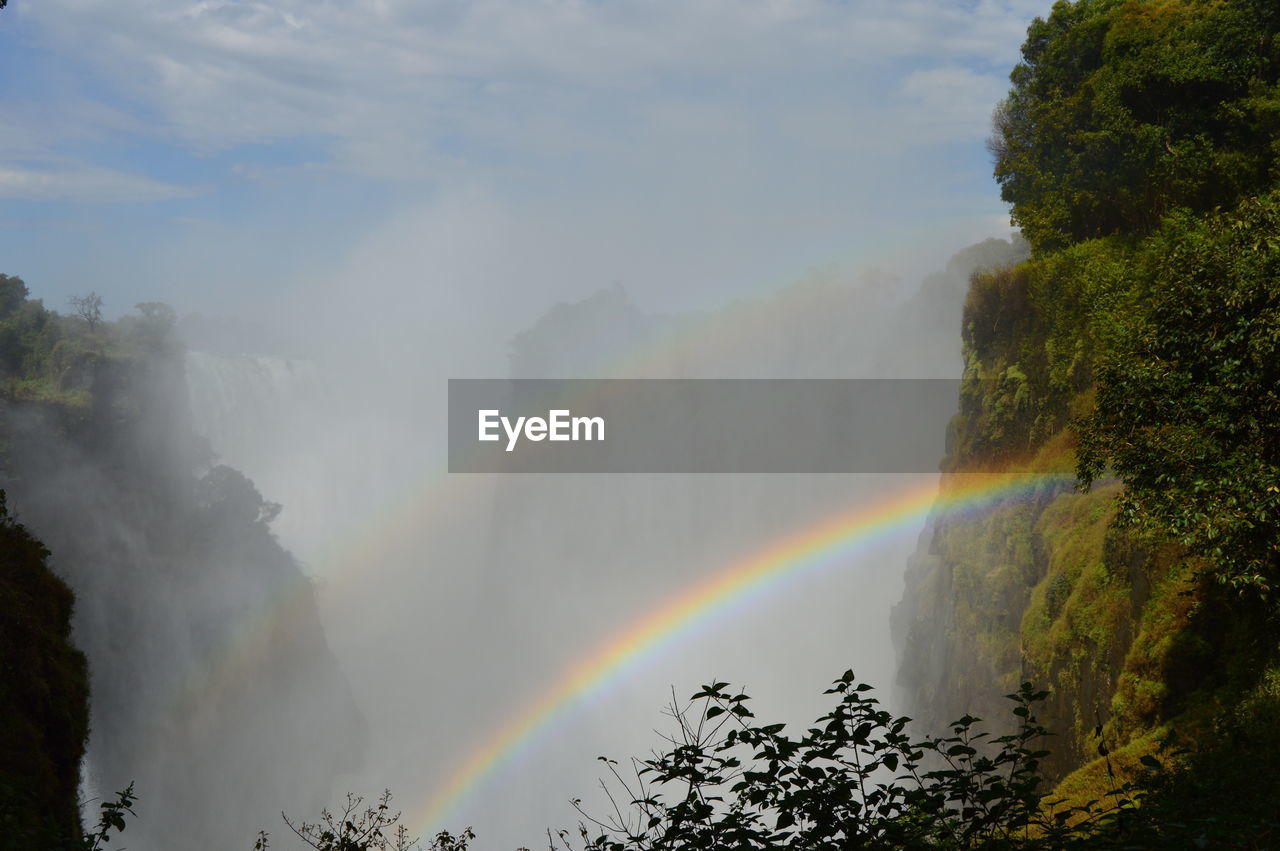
left=0, top=95, right=192, bottom=202
left=20, top=0, right=1044, bottom=177
left=0, top=0, right=1039, bottom=316
left=898, top=65, right=1010, bottom=142
left=0, top=162, right=195, bottom=202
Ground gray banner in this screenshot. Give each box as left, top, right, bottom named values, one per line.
left=448, top=379, right=960, bottom=473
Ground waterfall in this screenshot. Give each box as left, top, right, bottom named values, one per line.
left=184, top=350, right=324, bottom=473
left=0, top=349, right=364, bottom=850
left=160, top=237, right=1027, bottom=847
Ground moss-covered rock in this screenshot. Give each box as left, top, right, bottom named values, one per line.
left=896, top=193, right=1280, bottom=827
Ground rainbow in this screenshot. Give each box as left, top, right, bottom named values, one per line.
left=158, top=273, right=953, bottom=730
left=157, top=277, right=901, bottom=737
left=406, top=470, right=1066, bottom=835
left=151, top=258, right=1043, bottom=835
left=159, top=262, right=963, bottom=731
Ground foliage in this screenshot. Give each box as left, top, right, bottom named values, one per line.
left=0, top=490, right=89, bottom=849
left=0, top=488, right=140, bottom=850
left=260, top=671, right=1280, bottom=851
left=119, top=301, right=179, bottom=353
left=933, top=192, right=1280, bottom=824
left=78, top=784, right=137, bottom=851
left=0, top=275, right=26, bottom=320
left=264, top=791, right=476, bottom=851
left=0, top=277, right=180, bottom=411
left=991, top=0, right=1280, bottom=252
left=1133, top=664, right=1280, bottom=843
left=937, top=5, right=1280, bottom=822
left=278, top=790, right=421, bottom=851
left=1076, top=192, right=1280, bottom=594
left=951, top=235, right=1135, bottom=465
left=0, top=783, right=137, bottom=851
left=924, top=190, right=1280, bottom=841
left=570, top=673, right=1151, bottom=850
left=197, top=465, right=284, bottom=527
left=68, top=293, right=104, bottom=331
left=1018, top=486, right=1133, bottom=770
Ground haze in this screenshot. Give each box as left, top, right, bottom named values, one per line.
left=1, top=2, right=1042, bottom=848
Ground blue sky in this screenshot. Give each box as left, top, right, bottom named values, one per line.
left=0, top=0, right=1045, bottom=326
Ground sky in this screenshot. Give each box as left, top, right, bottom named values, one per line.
left=0, top=0, right=1044, bottom=329
left=2, top=3, right=1061, bottom=846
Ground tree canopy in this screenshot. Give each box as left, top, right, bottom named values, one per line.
left=1077, top=191, right=1280, bottom=593
left=990, top=0, right=1280, bottom=252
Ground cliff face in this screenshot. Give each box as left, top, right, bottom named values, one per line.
left=893, top=0, right=1280, bottom=816
left=891, top=255, right=1143, bottom=781
left=0, top=492, right=88, bottom=848
left=0, top=296, right=365, bottom=848
left=892, top=472, right=1167, bottom=780
left=892, top=217, right=1280, bottom=799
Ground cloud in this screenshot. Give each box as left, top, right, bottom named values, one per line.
left=898, top=65, right=1010, bottom=142
left=0, top=161, right=195, bottom=202
left=0, top=95, right=193, bottom=203
left=19, top=0, right=1044, bottom=178
left=0, top=0, right=1038, bottom=317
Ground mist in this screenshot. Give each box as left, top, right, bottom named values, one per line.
left=171, top=233, right=1025, bottom=846
left=0, top=1, right=1046, bottom=847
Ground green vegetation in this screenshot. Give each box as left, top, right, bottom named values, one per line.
left=0, top=491, right=88, bottom=848
left=568, top=675, right=1147, bottom=850
left=0, top=482, right=139, bottom=851
left=1076, top=195, right=1280, bottom=594
left=0, top=279, right=182, bottom=849
left=271, top=673, right=1279, bottom=849
left=8, top=0, right=1280, bottom=842
left=901, top=0, right=1280, bottom=836
left=0, top=274, right=179, bottom=414
left=991, top=0, right=1280, bottom=252
left=1, top=273, right=352, bottom=846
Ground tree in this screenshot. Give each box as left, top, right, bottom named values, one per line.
left=1076, top=192, right=1280, bottom=594
left=196, top=465, right=283, bottom=527
left=133, top=301, right=176, bottom=328
left=127, top=301, right=178, bottom=350
left=68, top=292, right=104, bottom=331
left=990, top=0, right=1280, bottom=252
left=0, top=275, right=27, bottom=320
